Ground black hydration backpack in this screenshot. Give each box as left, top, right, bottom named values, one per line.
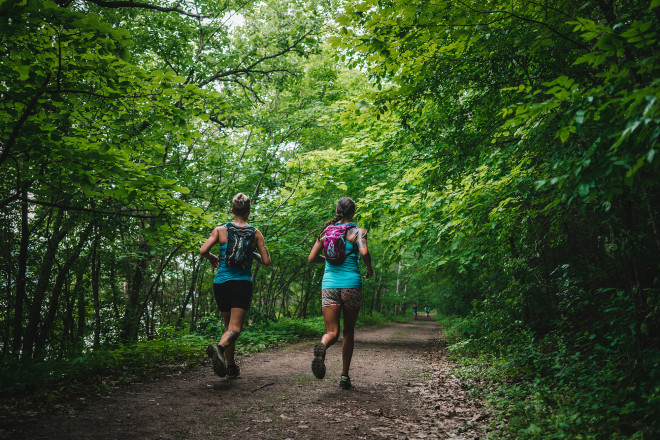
left=225, top=223, right=257, bottom=269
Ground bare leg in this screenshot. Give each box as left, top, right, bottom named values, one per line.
left=219, top=308, right=247, bottom=366
left=340, top=307, right=360, bottom=376
left=321, top=305, right=342, bottom=348
left=311, top=305, right=342, bottom=380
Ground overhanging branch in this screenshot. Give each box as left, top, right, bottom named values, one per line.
left=15, top=195, right=163, bottom=219
left=80, top=0, right=211, bottom=19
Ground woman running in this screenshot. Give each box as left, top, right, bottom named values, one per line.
left=200, top=193, right=271, bottom=378
left=308, top=197, right=374, bottom=390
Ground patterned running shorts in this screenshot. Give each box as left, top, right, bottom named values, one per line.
left=321, top=288, right=362, bottom=309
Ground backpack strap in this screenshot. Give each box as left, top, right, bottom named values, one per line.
left=226, top=222, right=257, bottom=232
left=321, top=223, right=358, bottom=240
left=225, top=222, right=257, bottom=246
left=345, top=223, right=359, bottom=256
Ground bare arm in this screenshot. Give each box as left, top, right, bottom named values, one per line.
left=356, top=228, right=374, bottom=279
left=253, top=230, right=272, bottom=266
left=200, top=227, right=222, bottom=270
left=308, top=238, right=325, bottom=264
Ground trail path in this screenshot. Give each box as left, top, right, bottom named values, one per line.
left=7, top=319, right=490, bottom=439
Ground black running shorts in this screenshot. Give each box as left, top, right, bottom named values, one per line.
left=213, top=280, right=253, bottom=312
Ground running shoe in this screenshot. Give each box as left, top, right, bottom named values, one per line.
left=339, top=375, right=352, bottom=390
left=311, top=341, right=326, bottom=379
left=206, top=344, right=227, bottom=377
left=226, top=364, right=241, bottom=378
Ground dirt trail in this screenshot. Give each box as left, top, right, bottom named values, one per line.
left=7, top=319, right=489, bottom=439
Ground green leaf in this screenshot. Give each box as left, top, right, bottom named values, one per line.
left=578, top=183, right=590, bottom=197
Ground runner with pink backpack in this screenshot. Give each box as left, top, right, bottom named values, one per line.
left=307, top=197, right=374, bottom=390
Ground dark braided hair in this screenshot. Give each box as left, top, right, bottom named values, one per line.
left=319, top=197, right=356, bottom=239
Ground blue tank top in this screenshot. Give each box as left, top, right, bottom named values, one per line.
left=214, top=242, right=253, bottom=284
left=321, top=225, right=362, bottom=289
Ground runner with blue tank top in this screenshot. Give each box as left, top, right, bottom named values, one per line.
left=308, top=197, right=374, bottom=390
left=200, top=193, right=271, bottom=378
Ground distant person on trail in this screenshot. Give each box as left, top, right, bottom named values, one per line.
left=413, top=303, right=418, bottom=320
left=425, top=306, right=430, bottom=318
left=200, top=193, right=272, bottom=378
left=308, top=196, right=374, bottom=390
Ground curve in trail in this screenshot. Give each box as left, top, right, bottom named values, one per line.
left=10, top=319, right=489, bottom=439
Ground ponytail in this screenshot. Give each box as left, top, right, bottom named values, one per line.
left=318, top=197, right=356, bottom=240
left=319, top=212, right=343, bottom=240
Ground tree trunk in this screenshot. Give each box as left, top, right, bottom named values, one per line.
left=294, top=268, right=314, bottom=318
left=119, top=242, right=150, bottom=342
left=3, top=270, right=10, bottom=359
left=178, top=257, right=199, bottom=328
left=22, top=209, right=76, bottom=361
left=136, top=244, right=182, bottom=330
left=395, top=261, right=402, bottom=316
left=63, top=270, right=74, bottom=345
left=191, top=268, right=205, bottom=330
left=35, top=222, right=93, bottom=359
left=109, top=264, right=121, bottom=321
left=73, top=267, right=86, bottom=345
left=12, top=189, right=29, bottom=356
left=91, top=223, right=101, bottom=346
left=252, top=262, right=261, bottom=306
left=262, top=267, right=278, bottom=313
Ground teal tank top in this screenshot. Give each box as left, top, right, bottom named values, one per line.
left=321, top=226, right=362, bottom=289
left=214, top=242, right=253, bottom=284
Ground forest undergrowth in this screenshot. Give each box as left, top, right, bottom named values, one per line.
left=2, top=0, right=659, bottom=438
left=440, top=315, right=659, bottom=439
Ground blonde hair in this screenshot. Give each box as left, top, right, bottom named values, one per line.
left=231, top=193, right=251, bottom=218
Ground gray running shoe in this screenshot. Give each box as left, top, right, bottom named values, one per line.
left=226, top=364, right=241, bottom=378
left=206, top=344, right=227, bottom=377
left=339, top=375, right=352, bottom=390
left=311, top=342, right=326, bottom=379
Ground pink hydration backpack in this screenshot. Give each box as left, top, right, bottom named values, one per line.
left=322, top=223, right=357, bottom=265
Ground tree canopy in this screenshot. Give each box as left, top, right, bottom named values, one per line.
left=1, top=0, right=659, bottom=437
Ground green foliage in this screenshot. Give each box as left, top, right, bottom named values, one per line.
left=0, top=333, right=212, bottom=399
left=2, top=0, right=659, bottom=436
left=327, top=0, right=660, bottom=437
left=442, top=305, right=660, bottom=438
left=0, top=0, right=346, bottom=360
left=235, top=317, right=326, bottom=351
